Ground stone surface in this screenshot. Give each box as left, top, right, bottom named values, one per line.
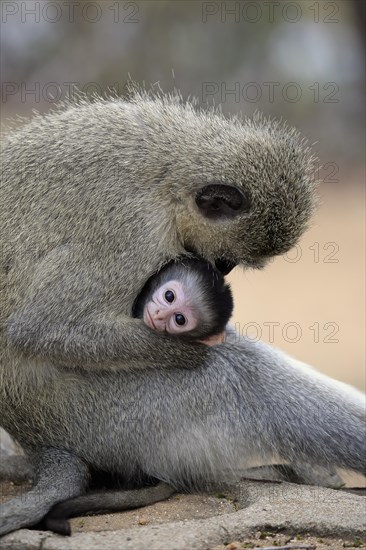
left=1, top=480, right=365, bottom=550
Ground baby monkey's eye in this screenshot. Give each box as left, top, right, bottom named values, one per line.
left=175, top=313, right=186, bottom=326
left=165, top=290, right=175, bottom=303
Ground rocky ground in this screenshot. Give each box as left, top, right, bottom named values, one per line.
left=1, top=476, right=365, bottom=550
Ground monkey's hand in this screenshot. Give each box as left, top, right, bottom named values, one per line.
left=6, top=248, right=210, bottom=370
left=199, top=331, right=226, bottom=346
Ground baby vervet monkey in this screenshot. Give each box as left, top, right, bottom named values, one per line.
left=132, top=257, right=233, bottom=346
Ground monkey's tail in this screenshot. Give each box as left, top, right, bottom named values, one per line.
left=38, top=482, right=175, bottom=536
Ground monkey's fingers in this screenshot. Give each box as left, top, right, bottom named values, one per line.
left=199, top=331, right=226, bottom=346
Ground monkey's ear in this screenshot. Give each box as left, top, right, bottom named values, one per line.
left=195, top=183, right=251, bottom=220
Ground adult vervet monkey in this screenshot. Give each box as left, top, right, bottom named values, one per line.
left=0, top=92, right=364, bottom=535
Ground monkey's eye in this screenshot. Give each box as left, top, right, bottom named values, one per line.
left=164, top=290, right=175, bottom=303
left=175, top=313, right=186, bottom=326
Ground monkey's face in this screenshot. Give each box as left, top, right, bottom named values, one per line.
left=174, top=116, right=316, bottom=274
left=143, top=280, right=198, bottom=335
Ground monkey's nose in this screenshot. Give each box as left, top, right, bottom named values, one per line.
left=154, top=309, right=168, bottom=321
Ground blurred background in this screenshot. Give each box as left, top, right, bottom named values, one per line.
left=1, top=0, right=365, bottom=390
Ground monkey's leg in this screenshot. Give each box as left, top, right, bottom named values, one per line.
left=0, top=455, right=35, bottom=482
left=0, top=448, right=89, bottom=536
left=127, top=339, right=365, bottom=486
left=221, top=341, right=366, bottom=475
left=40, top=482, right=175, bottom=536
left=222, top=328, right=350, bottom=488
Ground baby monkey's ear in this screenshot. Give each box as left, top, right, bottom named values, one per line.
left=195, top=183, right=251, bottom=220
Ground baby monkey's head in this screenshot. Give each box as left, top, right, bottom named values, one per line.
left=133, top=257, right=233, bottom=339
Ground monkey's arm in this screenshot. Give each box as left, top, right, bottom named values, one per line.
left=6, top=248, right=209, bottom=370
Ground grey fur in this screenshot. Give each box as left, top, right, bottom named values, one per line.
left=0, top=93, right=364, bottom=535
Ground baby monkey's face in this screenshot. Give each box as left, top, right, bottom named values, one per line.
left=143, top=280, right=198, bottom=335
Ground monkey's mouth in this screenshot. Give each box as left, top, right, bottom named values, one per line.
left=214, top=258, right=237, bottom=276
left=183, top=245, right=237, bottom=276
left=144, top=307, right=157, bottom=331
left=216, top=255, right=270, bottom=272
